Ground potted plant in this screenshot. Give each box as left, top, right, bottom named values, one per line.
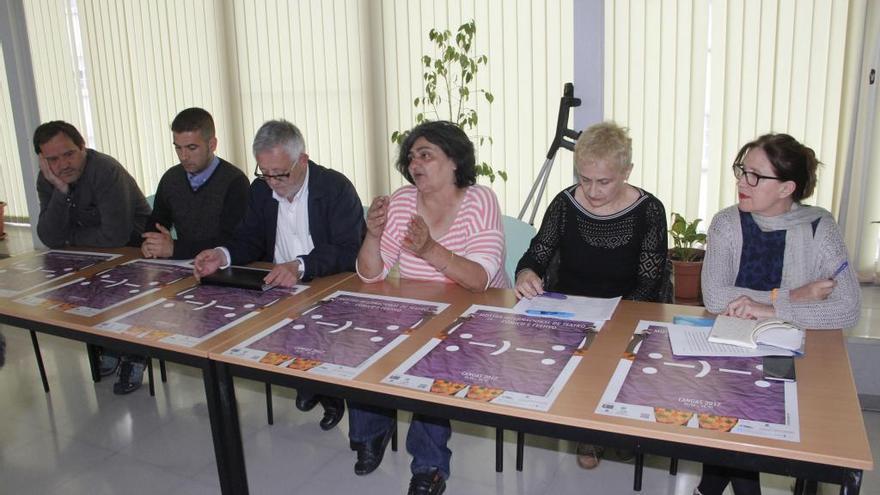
left=668, top=212, right=706, bottom=304
left=391, top=20, right=506, bottom=183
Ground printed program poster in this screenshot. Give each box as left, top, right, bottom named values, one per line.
left=383, top=305, right=597, bottom=411
left=15, top=259, right=192, bottom=316
left=0, top=250, right=120, bottom=298
left=595, top=321, right=800, bottom=442
left=95, top=283, right=307, bottom=347
left=223, top=291, right=450, bottom=379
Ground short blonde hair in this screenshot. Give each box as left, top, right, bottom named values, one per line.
left=574, top=121, right=632, bottom=172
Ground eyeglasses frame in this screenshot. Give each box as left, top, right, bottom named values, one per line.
left=732, top=163, right=784, bottom=187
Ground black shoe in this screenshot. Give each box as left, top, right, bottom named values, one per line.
left=319, top=397, right=345, bottom=431
left=351, top=427, right=394, bottom=476
left=407, top=469, right=446, bottom=495
left=295, top=393, right=319, bottom=412
left=113, top=360, right=145, bottom=395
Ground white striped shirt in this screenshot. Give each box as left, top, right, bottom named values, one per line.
left=358, top=185, right=510, bottom=289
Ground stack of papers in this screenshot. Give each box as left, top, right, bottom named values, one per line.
left=512, top=292, right=620, bottom=330
left=666, top=321, right=801, bottom=357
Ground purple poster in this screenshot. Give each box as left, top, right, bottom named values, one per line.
left=224, top=291, right=449, bottom=379
left=384, top=306, right=596, bottom=411
left=0, top=250, right=119, bottom=298
left=617, top=326, right=784, bottom=423
left=95, top=283, right=305, bottom=347
left=15, top=260, right=191, bottom=316
left=596, top=320, right=799, bottom=442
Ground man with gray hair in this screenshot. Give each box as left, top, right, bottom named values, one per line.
left=194, top=119, right=364, bottom=430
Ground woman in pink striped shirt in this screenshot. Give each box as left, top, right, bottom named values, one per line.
left=357, top=123, right=510, bottom=291
left=350, top=121, right=509, bottom=495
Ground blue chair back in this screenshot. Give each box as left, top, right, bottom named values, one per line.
left=502, top=215, right=536, bottom=281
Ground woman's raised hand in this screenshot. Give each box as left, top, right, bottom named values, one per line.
left=403, top=214, right=436, bottom=257
left=365, top=196, right=390, bottom=239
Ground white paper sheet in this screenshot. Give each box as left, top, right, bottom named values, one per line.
left=513, top=292, right=620, bottom=322
left=666, top=322, right=797, bottom=357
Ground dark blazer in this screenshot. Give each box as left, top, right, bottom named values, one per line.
left=226, top=161, right=365, bottom=281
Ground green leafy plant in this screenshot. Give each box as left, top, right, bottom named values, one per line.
left=391, top=20, right=507, bottom=183
left=669, top=213, right=706, bottom=262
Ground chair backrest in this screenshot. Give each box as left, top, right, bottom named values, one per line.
left=144, top=194, right=177, bottom=240
left=502, top=215, right=537, bottom=281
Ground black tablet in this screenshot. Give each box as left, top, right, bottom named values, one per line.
left=201, top=266, right=275, bottom=291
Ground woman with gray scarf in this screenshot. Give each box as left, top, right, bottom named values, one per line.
left=695, top=133, right=860, bottom=495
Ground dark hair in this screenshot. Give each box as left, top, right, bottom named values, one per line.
left=171, top=107, right=215, bottom=140
left=395, top=121, right=476, bottom=188
left=32, top=121, right=85, bottom=154
left=734, top=133, right=819, bottom=202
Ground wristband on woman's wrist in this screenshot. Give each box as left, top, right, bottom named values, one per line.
left=770, top=288, right=779, bottom=303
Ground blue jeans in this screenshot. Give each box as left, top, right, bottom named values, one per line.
left=348, top=402, right=451, bottom=478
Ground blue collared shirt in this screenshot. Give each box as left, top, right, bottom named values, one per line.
left=186, top=156, right=220, bottom=191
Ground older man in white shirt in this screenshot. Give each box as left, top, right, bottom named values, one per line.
left=194, top=119, right=365, bottom=430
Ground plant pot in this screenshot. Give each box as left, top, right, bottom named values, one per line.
left=669, top=248, right=704, bottom=305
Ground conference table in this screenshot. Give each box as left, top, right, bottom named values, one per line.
left=0, top=249, right=872, bottom=495
left=207, top=275, right=873, bottom=495
left=0, top=248, right=353, bottom=493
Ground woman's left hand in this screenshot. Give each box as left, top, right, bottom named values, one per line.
left=403, top=214, right=436, bottom=257
left=724, top=295, right=775, bottom=320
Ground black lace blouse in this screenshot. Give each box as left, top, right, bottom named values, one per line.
left=515, top=185, right=668, bottom=301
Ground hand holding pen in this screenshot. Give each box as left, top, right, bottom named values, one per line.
left=789, top=261, right=848, bottom=303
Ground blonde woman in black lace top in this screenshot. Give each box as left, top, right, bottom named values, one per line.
left=513, top=121, right=668, bottom=470
left=514, top=121, right=668, bottom=302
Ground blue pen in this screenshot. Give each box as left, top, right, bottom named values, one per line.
left=831, top=261, right=849, bottom=279
left=539, top=291, right=567, bottom=300
left=526, top=309, right=575, bottom=318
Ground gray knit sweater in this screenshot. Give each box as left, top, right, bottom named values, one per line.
left=701, top=205, right=861, bottom=329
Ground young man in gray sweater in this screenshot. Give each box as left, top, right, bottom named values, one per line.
left=141, top=107, right=249, bottom=260
left=129, top=108, right=249, bottom=394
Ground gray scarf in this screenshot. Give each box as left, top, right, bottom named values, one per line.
left=752, top=203, right=832, bottom=288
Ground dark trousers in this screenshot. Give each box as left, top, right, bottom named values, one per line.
left=99, top=347, right=146, bottom=365
left=698, top=464, right=761, bottom=495
left=348, top=402, right=452, bottom=478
